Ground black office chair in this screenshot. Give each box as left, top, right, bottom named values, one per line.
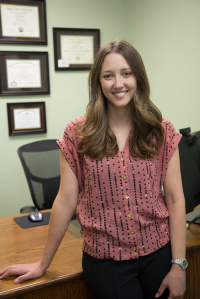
left=18, top=140, right=61, bottom=213
left=178, top=128, right=200, bottom=214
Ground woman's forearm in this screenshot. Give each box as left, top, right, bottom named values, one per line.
left=164, top=148, right=186, bottom=260
left=168, top=199, right=186, bottom=259
left=39, top=197, right=77, bottom=271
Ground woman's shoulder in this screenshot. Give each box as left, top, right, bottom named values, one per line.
left=61, top=115, right=86, bottom=146
left=64, top=115, right=86, bottom=133
left=161, top=118, right=182, bottom=141
left=67, top=115, right=86, bottom=127
left=161, top=118, right=176, bottom=131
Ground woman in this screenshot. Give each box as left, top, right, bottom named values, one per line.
left=0, top=40, right=186, bottom=299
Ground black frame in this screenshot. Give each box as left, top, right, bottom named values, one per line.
left=0, top=51, right=50, bottom=96
left=0, top=0, right=47, bottom=45
left=7, top=101, right=46, bottom=136
left=53, top=27, right=100, bottom=71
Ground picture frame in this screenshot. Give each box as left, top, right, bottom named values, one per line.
left=7, top=102, right=47, bottom=136
left=0, top=0, right=47, bottom=45
left=0, top=51, right=50, bottom=96
left=53, top=27, right=100, bottom=71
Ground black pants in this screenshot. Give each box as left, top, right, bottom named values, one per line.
left=82, top=242, right=171, bottom=299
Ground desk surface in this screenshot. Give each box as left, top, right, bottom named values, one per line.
left=0, top=211, right=90, bottom=298
left=0, top=212, right=200, bottom=299
left=186, top=222, right=200, bottom=248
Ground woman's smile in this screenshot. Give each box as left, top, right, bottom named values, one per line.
left=112, top=91, right=128, bottom=97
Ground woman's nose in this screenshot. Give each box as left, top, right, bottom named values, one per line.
left=113, top=76, right=124, bottom=88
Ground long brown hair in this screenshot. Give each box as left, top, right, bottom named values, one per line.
left=78, top=40, right=164, bottom=159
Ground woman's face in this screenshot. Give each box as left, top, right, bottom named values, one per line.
left=99, top=53, right=137, bottom=111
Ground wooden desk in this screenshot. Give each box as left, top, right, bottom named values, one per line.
left=0, top=213, right=199, bottom=299
left=185, top=224, right=200, bottom=299
left=0, top=212, right=93, bottom=299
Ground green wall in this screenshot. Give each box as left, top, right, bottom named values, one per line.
left=0, top=0, right=129, bottom=217
left=0, top=0, right=200, bottom=217
left=127, top=0, right=200, bottom=130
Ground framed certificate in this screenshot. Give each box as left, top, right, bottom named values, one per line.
left=0, top=51, right=50, bottom=96
left=0, top=0, right=47, bottom=44
left=53, top=28, right=100, bottom=71
left=7, top=102, right=46, bottom=136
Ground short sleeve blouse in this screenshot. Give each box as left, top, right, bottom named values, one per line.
left=57, top=117, right=182, bottom=261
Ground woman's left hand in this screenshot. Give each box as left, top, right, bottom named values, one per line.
left=155, top=265, right=186, bottom=299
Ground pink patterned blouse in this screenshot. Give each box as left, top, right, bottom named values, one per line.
left=57, top=116, right=182, bottom=261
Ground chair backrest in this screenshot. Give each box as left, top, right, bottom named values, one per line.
left=179, top=131, right=200, bottom=213
left=17, top=140, right=60, bottom=211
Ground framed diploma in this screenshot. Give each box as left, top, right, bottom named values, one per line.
left=0, top=0, right=47, bottom=44
left=53, top=28, right=100, bottom=71
left=0, top=51, right=50, bottom=96
left=7, top=102, right=46, bottom=136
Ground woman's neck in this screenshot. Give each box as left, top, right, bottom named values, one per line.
left=108, top=106, right=133, bottom=130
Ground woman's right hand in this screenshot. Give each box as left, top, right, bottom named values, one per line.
left=0, top=261, right=45, bottom=284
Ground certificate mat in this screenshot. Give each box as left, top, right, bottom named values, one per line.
left=13, top=108, right=41, bottom=130
left=6, top=59, right=41, bottom=88
left=60, top=35, right=94, bottom=64
left=1, top=4, right=40, bottom=38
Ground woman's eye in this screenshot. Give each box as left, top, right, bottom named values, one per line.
left=103, top=74, right=113, bottom=79
left=123, top=72, right=132, bottom=77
